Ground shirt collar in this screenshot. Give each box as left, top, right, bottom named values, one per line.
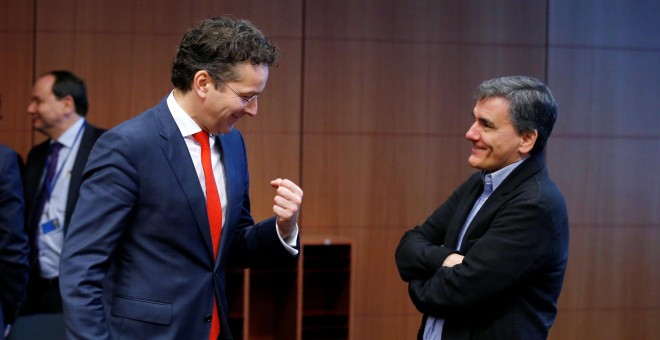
left=54, top=118, right=85, bottom=148
left=166, top=91, right=204, bottom=138
left=483, top=157, right=528, bottom=192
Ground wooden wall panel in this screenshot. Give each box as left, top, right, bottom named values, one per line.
left=549, top=50, right=659, bottom=137
left=0, top=1, right=34, bottom=157
left=549, top=139, right=659, bottom=225
left=229, top=1, right=304, bottom=221
left=305, top=0, right=546, bottom=44
left=30, top=0, right=304, bottom=222
left=33, top=0, right=192, bottom=131
left=551, top=227, right=659, bottom=339
left=302, top=1, right=549, bottom=338
left=3, top=0, right=655, bottom=338
left=547, top=0, right=660, bottom=338
left=301, top=135, right=472, bottom=232
left=548, top=0, right=659, bottom=50
left=302, top=41, right=547, bottom=136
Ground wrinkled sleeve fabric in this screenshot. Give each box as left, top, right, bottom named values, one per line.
left=0, top=148, right=29, bottom=326
left=59, top=131, right=138, bottom=340
left=395, top=175, right=480, bottom=282
left=407, top=182, right=566, bottom=317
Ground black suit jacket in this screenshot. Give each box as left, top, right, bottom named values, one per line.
left=0, top=145, right=29, bottom=328
left=22, top=122, right=105, bottom=302
left=24, top=122, right=105, bottom=235
left=396, top=154, right=569, bottom=340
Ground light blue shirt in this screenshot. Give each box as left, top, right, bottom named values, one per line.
left=424, top=158, right=527, bottom=339
left=38, top=118, right=86, bottom=278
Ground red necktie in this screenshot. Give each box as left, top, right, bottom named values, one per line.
left=193, top=131, right=222, bottom=340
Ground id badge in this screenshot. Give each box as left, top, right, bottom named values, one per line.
left=41, top=218, right=61, bottom=234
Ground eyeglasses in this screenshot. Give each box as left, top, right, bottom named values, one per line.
left=218, top=79, right=258, bottom=103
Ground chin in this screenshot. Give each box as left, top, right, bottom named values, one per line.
left=467, top=156, right=481, bottom=169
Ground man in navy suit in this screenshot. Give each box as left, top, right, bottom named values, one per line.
left=60, top=17, right=303, bottom=340
left=22, top=70, right=105, bottom=314
left=396, top=76, right=569, bottom=339
left=0, top=145, right=30, bottom=339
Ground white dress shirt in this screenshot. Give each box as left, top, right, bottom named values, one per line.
left=166, top=92, right=298, bottom=254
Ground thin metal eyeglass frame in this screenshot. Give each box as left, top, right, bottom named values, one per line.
left=217, top=79, right=257, bottom=103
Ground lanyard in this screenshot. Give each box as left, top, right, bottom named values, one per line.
left=45, top=122, right=85, bottom=201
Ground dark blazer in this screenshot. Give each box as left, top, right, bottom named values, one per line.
left=24, top=122, right=106, bottom=235
left=22, top=122, right=105, bottom=314
left=0, top=145, right=29, bottom=329
left=396, top=154, right=569, bottom=340
left=60, top=97, right=299, bottom=340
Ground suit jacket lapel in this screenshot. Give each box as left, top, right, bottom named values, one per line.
left=25, top=142, right=49, bottom=230
left=153, top=100, right=215, bottom=259
left=25, top=143, right=49, bottom=202
left=462, top=154, right=546, bottom=244
left=65, top=124, right=96, bottom=230
left=216, top=133, right=238, bottom=267
left=447, top=177, right=483, bottom=249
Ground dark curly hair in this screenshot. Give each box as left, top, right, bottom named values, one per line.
left=171, top=16, right=280, bottom=92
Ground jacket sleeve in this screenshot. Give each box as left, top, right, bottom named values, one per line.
left=59, top=131, right=138, bottom=340
left=395, top=180, right=472, bottom=282
left=407, top=186, right=566, bottom=317
left=0, top=149, right=30, bottom=325
left=222, top=130, right=300, bottom=270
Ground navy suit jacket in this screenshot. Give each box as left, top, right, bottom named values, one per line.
left=396, top=154, right=569, bottom=340
left=0, top=145, right=29, bottom=328
left=60, top=97, right=298, bottom=340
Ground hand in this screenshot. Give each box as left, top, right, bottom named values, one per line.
left=442, top=253, right=464, bottom=267
left=4, top=324, right=11, bottom=338
left=270, top=178, right=303, bottom=238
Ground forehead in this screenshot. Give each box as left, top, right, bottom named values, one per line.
left=232, top=62, right=269, bottom=88
left=474, top=97, right=511, bottom=121
left=32, top=75, right=55, bottom=96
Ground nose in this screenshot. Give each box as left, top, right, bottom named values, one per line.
left=465, top=121, right=479, bottom=141
left=27, top=101, right=36, bottom=114
left=243, top=98, right=258, bottom=117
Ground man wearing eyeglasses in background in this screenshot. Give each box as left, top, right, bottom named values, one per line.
left=59, top=16, right=303, bottom=340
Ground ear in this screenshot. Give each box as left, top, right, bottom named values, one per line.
left=192, top=70, right=214, bottom=98
left=519, top=129, right=538, bottom=155
left=60, top=95, right=76, bottom=114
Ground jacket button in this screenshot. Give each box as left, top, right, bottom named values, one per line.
left=204, top=314, right=213, bottom=322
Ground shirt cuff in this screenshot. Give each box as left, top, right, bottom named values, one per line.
left=276, top=223, right=299, bottom=256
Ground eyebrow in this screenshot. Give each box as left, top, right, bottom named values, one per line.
left=472, top=111, right=495, bottom=128
left=479, top=117, right=495, bottom=127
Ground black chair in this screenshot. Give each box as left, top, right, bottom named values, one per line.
left=7, top=313, right=65, bottom=340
